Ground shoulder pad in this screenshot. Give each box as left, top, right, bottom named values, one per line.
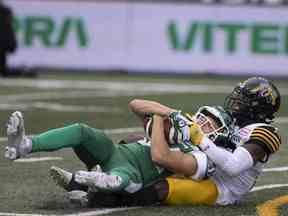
left=250, top=125, right=281, bottom=154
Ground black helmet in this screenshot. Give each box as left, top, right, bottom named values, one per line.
left=224, top=77, right=280, bottom=125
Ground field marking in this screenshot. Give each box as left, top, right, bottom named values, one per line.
left=0, top=207, right=140, bottom=216
left=257, top=195, right=288, bottom=216
left=0, top=91, right=155, bottom=102
left=274, top=117, right=288, bottom=124
left=14, top=157, right=63, bottom=162
left=263, top=167, right=288, bottom=172
left=251, top=184, right=288, bottom=192
left=1, top=78, right=288, bottom=96
left=0, top=79, right=236, bottom=92
left=0, top=102, right=122, bottom=113
left=1, top=79, right=288, bottom=115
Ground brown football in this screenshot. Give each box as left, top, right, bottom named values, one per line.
left=143, top=117, right=180, bottom=145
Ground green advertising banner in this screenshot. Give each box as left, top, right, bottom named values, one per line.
left=6, top=1, right=128, bottom=70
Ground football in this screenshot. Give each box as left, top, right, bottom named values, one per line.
left=143, top=116, right=182, bottom=145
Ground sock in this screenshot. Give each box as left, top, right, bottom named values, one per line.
left=19, top=137, right=32, bottom=157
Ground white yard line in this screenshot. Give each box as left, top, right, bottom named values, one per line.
left=274, top=117, right=288, bottom=124
left=15, top=157, right=63, bottom=162
left=0, top=79, right=235, bottom=92
left=0, top=91, right=158, bottom=102
left=1, top=78, right=288, bottom=95
left=0, top=79, right=287, bottom=114
left=251, top=184, right=288, bottom=192
left=0, top=207, right=140, bottom=216
left=263, top=167, right=288, bottom=172
left=0, top=102, right=122, bottom=113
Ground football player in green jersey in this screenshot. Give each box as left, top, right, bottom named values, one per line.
left=4, top=99, right=230, bottom=197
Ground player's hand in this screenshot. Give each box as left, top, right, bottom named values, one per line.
left=169, top=111, right=192, bottom=142
left=189, top=122, right=204, bottom=145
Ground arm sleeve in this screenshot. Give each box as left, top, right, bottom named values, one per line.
left=199, top=137, right=254, bottom=177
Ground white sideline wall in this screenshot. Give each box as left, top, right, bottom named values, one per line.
left=4, top=0, right=288, bottom=76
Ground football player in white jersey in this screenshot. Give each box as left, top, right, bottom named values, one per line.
left=82, top=76, right=281, bottom=207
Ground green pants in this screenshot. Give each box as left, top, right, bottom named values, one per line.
left=31, top=123, right=166, bottom=193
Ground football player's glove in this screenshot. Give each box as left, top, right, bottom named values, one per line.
left=169, top=111, right=204, bottom=145
left=169, top=110, right=192, bottom=143
left=189, top=122, right=204, bottom=145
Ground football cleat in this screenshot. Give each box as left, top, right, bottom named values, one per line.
left=67, top=190, right=88, bottom=207
left=50, top=166, right=73, bottom=191
left=74, top=165, right=122, bottom=191
left=5, top=111, right=31, bottom=160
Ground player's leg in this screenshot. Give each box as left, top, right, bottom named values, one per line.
left=5, top=111, right=114, bottom=164
left=50, top=164, right=134, bottom=194
left=31, top=123, right=115, bottom=164
left=86, top=181, right=163, bottom=207
left=164, top=177, right=218, bottom=205
left=50, top=147, right=141, bottom=193
left=102, top=177, right=218, bottom=206
left=5, top=111, right=31, bottom=159
left=84, top=176, right=218, bottom=207
left=86, top=178, right=166, bottom=207
left=49, top=144, right=146, bottom=193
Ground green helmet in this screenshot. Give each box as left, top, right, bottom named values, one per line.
left=193, top=105, right=234, bottom=147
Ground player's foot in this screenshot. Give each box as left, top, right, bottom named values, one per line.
left=50, top=166, right=73, bottom=191
left=5, top=111, right=32, bottom=160
left=74, top=166, right=122, bottom=191
left=67, top=190, right=88, bottom=207
left=50, top=166, right=89, bottom=192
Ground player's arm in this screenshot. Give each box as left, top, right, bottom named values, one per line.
left=194, top=125, right=281, bottom=177
left=243, top=126, right=281, bottom=163
left=199, top=138, right=255, bottom=177
left=150, top=115, right=198, bottom=177
left=129, top=99, right=177, bottom=122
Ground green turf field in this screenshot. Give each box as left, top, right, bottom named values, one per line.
left=0, top=73, right=287, bottom=216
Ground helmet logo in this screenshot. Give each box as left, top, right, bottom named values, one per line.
left=261, top=86, right=276, bottom=106
left=225, top=77, right=280, bottom=123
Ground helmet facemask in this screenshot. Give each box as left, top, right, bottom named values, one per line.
left=192, top=106, right=232, bottom=143
left=224, top=85, right=255, bottom=123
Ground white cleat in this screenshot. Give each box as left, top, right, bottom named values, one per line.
left=5, top=111, right=31, bottom=160
left=74, top=165, right=122, bottom=191
left=50, top=166, right=73, bottom=191
left=67, top=190, right=88, bottom=207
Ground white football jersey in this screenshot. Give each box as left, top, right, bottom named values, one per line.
left=211, top=123, right=281, bottom=205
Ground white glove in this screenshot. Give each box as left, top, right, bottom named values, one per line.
left=169, top=111, right=192, bottom=143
